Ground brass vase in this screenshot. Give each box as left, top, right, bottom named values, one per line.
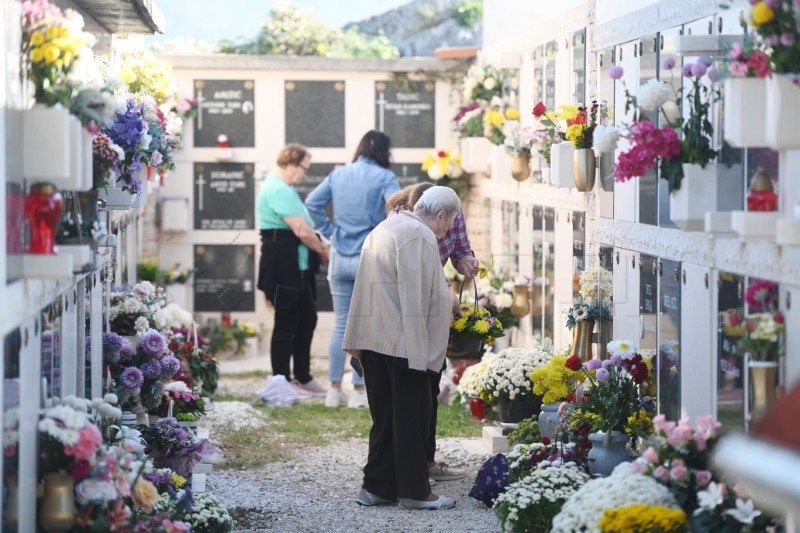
left=511, top=285, right=531, bottom=318
left=572, top=319, right=595, bottom=362
left=573, top=148, right=596, bottom=192
left=511, top=153, right=531, bottom=182
left=749, top=362, right=779, bottom=416
left=598, top=319, right=613, bottom=360
left=4, top=477, right=18, bottom=530
left=39, top=472, right=75, bottom=533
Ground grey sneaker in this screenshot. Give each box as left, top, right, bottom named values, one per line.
left=356, top=488, right=397, bottom=506
left=428, top=462, right=466, bottom=481
left=399, top=495, right=456, bottom=510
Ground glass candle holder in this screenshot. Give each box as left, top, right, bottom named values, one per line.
left=24, top=182, right=62, bottom=254
left=747, top=166, right=778, bottom=212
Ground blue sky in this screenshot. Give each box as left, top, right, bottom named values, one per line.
left=150, top=0, right=410, bottom=44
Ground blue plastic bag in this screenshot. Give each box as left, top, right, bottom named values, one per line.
left=468, top=453, right=509, bottom=508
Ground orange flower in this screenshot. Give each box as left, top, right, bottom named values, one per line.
left=132, top=480, right=159, bottom=512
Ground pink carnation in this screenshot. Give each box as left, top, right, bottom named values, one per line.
left=64, top=425, right=103, bottom=461
left=695, top=469, right=713, bottom=487
left=643, top=446, right=660, bottom=464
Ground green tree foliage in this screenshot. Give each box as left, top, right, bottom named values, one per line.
left=217, top=2, right=399, bottom=59
left=450, top=0, right=483, bottom=29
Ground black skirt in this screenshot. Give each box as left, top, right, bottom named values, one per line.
left=257, top=229, right=320, bottom=311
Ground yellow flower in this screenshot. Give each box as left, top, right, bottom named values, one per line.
left=46, top=26, right=60, bottom=39
left=565, top=123, right=585, bottom=143
left=246, top=327, right=255, bottom=335
left=421, top=153, right=435, bottom=171
left=485, top=109, right=505, bottom=127
left=751, top=2, right=774, bottom=26
left=451, top=318, right=467, bottom=332
left=61, top=51, right=73, bottom=67
left=119, top=67, right=137, bottom=84
left=474, top=320, right=490, bottom=334
left=505, top=107, right=520, bottom=120
left=30, top=48, right=44, bottom=63
left=42, top=44, right=60, bottom=64
left=437, top=157, right=450, bottom=176
left=30, top=32, right=45, bottom=46
left=170, top=473, right=187, bottom=488
left=558, top=104, right=580, bottom=121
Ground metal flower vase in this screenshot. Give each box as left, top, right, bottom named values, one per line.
left=4, top=477, right=19, bottom=529
left=511, top=284, right=530, bottom=318
left=588, top=431, right=631, bottom=476
left=511, top=153, right=531, bottom=182
left=598, top=320, right=613, bottom=360
left=572, top=319, right=595, bottom=362
left=573, top=148, right=596, bottom=192
left=39, top=472, right=75, bottom=533
left=749, top=361, right=779, bottom=416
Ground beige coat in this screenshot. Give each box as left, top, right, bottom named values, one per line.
left=343, top=211, right=452, bottom=372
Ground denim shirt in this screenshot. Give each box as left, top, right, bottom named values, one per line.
left=305, top=156, right=400, bottom=256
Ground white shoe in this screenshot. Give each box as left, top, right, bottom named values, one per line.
left=348, top=389, right=369, bottom=408
left=325, top=388, right=347, bottom=407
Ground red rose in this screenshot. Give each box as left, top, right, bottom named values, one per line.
left=532, top=102, right=547, bottom=117
left=541, top=436, right=552, bottom=445
left=565, top=354, right=583, bottom=371
left=71, top=460, right=91, bottom=481
left=630, top=362, right=649, bottom=384
left=437, top=150, right=446, bottom=158
left=630, top=354, right=642, bottom=365
left=775, top=312, right=785, bottom=324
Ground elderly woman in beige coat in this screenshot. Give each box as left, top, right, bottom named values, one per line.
left=344, top=186, right=459, bottom=511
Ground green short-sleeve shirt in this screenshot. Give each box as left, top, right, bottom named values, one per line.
left=257, top=174, right=315, bottom=270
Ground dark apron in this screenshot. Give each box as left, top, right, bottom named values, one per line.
left=257, top=229, right=320, bottom=311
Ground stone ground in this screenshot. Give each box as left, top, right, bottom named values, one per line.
left=206, top=352, right=503, bottom=532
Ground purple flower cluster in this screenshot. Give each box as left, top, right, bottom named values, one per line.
left=119, top=339, right=137, bottom=361
left=102, top=332, right=123, bottom=357
left=141, top=329, right=166, bottom=357
left=120, top=367, right=144, bottom=390
left=141, top=359, right=162, bottom=379
left=160, top=355, right=182, bottom=379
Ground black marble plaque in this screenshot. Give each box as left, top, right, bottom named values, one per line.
left=544, top=207, right=555, bottom=339
left=545, top=42, right=557, bottom=111
left=193, top=244, right=256, bottom=312
left=194, top=80, right=255, bottom=148
left=375, top=80, right=435, bottom=148
left=193, top=162, right=255, bottom=230
left=659, top=258, right=681, bottom=420
left=639, top=36, right=658, bottom=226
left=395, top=163, right=425, bottom=188
left=639, top=253, right=658, bottom=353
left=285, top=80, right=345, bottom=147
left=531, top=206, right=544, bottom=338
left=573, top=29, right=586, bottom=105
left=717, top=273, right=744, bottom=432
left=572, top=211, right=586, bottom=274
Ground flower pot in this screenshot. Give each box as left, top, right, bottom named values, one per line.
left=598, top=151, right=615, bottom=192
left=766, top=74, right=800, bottom=150
left=541, top=166, right=551, bottom=185
left=497, top=397, right=539, bottom=424
left=492, top=335, right=510, bottom=353
left=510, top=285, right=530, bottom=318
left=178, top=420, right=199, bottom=429
left=550, top=142, right=576, bottom=188
left=670, top=163, right=718, bottom=232
left=23, top=104, right=72, bottom=183
left=460, top=137, right=493, bottom=173
left=469, top=397, right=487, bottom=420
left=573, top=148, right=596, bottom=192
left=538, top=402, right=562, bottom=440
left=572, top=319, right=595, bottom=362
left=511, top=153, right=531, bottom=182
left=598, top=320, right=613, bottom=360
left=749, top=361, right=779, bottom=417
left=39, top=472, right=75, bottom=533
left=448, top=336, right=483, bottom=354
left=588, top=431, right=631, bottom=476
left=724, top=78, right=768, bottom=148
left=490, top=146, right=514, bottom=181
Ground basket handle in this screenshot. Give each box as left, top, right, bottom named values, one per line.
left=458, top=276, right=479, bottom=310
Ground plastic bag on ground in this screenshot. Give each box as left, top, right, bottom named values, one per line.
left=255, top=375, right=299, bottom=406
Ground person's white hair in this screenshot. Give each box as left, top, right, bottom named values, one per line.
left=413, top=186, right=460, bottom=219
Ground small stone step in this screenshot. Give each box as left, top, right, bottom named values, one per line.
left=481, top=425, right=509, bottom=453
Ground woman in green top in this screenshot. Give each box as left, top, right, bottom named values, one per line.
left=257, top=143, right=329, bottom=398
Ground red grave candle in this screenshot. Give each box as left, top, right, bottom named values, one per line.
left=24, top=182, right=62, bottom=254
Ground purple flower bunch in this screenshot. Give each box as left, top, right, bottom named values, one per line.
left=102, top=332, right=123, bottom=364
left=104, top=98, right=145, bottom=193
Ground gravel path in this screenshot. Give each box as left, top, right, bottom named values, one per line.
left=205, top=402, right=501, bottom=532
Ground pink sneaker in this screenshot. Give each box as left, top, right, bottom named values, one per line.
left=292, top=378, right=327, bottom=398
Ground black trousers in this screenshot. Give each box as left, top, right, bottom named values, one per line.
left=426, top=372, right=441, bottom=463
left=361, top=350, right=432, bottom=500
left=269, top=274, right=316, bottom=384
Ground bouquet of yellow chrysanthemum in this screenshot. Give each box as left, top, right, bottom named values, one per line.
left=530, top=354, right=583, bottom=404
left=448, top=303, right=504, bottom=356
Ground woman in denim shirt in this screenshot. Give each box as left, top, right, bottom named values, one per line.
left=305, top=131, right=400, bottom=408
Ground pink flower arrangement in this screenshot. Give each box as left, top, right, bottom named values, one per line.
left=744, top=279, right=776, bottom=311
left=614, top=121, right=681, bottom=182
left=727, top=42, right=772, bottom=78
